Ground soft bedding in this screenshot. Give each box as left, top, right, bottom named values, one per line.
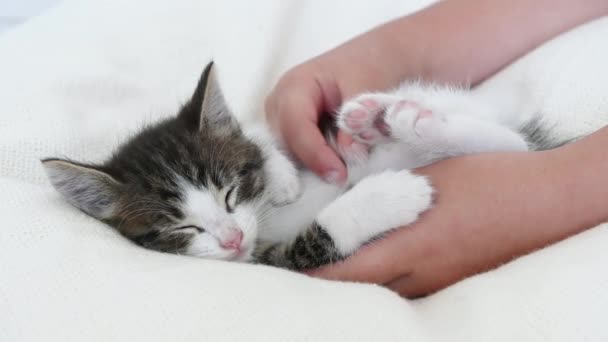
left=1, top=1, right=608, bottom=341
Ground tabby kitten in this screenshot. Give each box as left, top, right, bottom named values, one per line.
left=43, top=62, right=529, bottom=270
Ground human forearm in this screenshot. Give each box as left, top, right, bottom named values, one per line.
left=319, top=0, right=608, bottom=92
left=312, top=126, right=608, bottom=296
left=420, top=128, right=608, bottom=278
left=266, top=0, right=608, bottom=182
left=538, top=126, right=608, bottom=237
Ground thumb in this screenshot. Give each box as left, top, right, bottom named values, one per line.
left=308, top=227, right=416, bottom=284
left=277, top=95, right=347, bottom=184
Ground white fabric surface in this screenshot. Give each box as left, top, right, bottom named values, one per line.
left=1, top=0, right=607, bottom=341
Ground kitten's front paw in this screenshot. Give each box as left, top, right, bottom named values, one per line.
left=337, top=93, right=448, bottom=145
left=336, top=93, right=401, bottom=145
left=269, top=171, right=301, bottom=206
left=317, top=169, right=433, bottom=256
left=265, top=154, right=301, bottom=206
left=385, top=100, right=447, bottom=142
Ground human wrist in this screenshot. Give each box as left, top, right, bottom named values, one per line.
left=492, top=133, right=608, bottom=256
left=311, top=15, right=427, bottom=97
left=542, top=128, right=608, bottom=227
left=418, top=148, right=598, bottom=256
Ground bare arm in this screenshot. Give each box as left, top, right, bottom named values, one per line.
left=267, top=0, right=608, bottom=296
left=312, top=126, right=608, bottom=297
left=266, top=0, right=608, bottom=180
left=376, top=0, right=608, bottom=85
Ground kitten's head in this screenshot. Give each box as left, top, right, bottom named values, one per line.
left=42, top=62, right=266, bottom=262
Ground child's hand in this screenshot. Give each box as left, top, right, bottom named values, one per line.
left=265, top=60, right=352, bottom=184
left=266, top=0, right=608, bottom=297
left=309, top=132, right=608, bottom=297
left=266, top=0, right=607, bottom=185
left=265, top=18, right=420, bottom=184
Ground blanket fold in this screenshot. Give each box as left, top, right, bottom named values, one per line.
left=1, top=1, right=607, bottom=341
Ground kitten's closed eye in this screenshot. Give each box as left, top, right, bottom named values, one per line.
left=159, top=190, right=180, bottom=202
left=225, top=186, right=236, bottom=212
left=239, top=161, right=261, bottom=176
left=42, top=62, right=266, bottom=261
left=175, top=225, right=205, bottom=233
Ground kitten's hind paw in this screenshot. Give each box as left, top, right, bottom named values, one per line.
left=337, top=93, right=449, bottom=145
left=336, top=93, right=400, bottom=145
left=386, top=100, right=448, bottom=142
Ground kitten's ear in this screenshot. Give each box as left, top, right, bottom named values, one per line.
left=41, top=159, right=122, bottom=220
left=181, top=61, right=240, bottom=135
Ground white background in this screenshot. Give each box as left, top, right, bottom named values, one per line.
left=0, top=0, right=59, bottom=33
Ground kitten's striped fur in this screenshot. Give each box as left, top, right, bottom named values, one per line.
left=43, top=62, right=535, bottom=270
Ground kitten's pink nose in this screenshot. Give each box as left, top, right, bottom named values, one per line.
left=220, top=230, right=243, bottom=251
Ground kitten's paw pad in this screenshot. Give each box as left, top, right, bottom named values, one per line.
left=337, top=94, right=400, bottom=145
left=411, top=109, right=447, bottom=137
left=384, top=100, right=447, bottom=141
left=268, top=172, right=301, bottom=206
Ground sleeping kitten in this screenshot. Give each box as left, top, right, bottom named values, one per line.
left=42, top=62, right=529, bottom=270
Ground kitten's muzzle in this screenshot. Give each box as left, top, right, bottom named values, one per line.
left=220, top=229, right=243, bottom=252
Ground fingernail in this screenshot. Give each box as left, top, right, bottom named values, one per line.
left=323, top=170, right=343, bottom=185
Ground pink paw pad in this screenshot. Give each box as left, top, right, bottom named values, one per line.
left=339, top=95, right=400, bottom=145
left=360, top=99, right=379, bottom=109
left=373, top=115, right=390, bottom=136
left=414, top=109, right=434, bottom=124
left=395, top=100, right=419, bottom=112
left=345, top=109, right=367, bottom=130
left=359, top=130, right=378, bottom=141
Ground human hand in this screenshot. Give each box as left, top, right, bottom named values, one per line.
left=265, top=59, right=353, bottom=184
left=309, top=143, right=607, bottom=298
left=265, top=0, right=608, bottom=185
left=265, top=20, right=418, bottom=184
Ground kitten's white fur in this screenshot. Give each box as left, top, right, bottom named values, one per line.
left=317, top=170, right=432, bottom=255
left=255, top=82, right=529, bottom=256
left=244, top=124, right=301, bottom=206
left=44, top=71, right=531, bottom=263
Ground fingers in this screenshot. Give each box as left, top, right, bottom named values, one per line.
left=386, top=267, right=460, bottom=299
left=336, top=129, right=354, bottom=149
left=309, top=227, right=439, bottom=299
left=386, top=276, right=431, bottom=299
left=287, top=117, right=346, bottom=184
left=266, top=87, right=347, bottom=184
left=308, top=228, right=415, bottom=284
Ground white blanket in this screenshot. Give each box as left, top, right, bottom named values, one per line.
left=1, top=1, right=607, bottom=341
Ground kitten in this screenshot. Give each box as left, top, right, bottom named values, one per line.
left=42, top=62, right=529, bottom=270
